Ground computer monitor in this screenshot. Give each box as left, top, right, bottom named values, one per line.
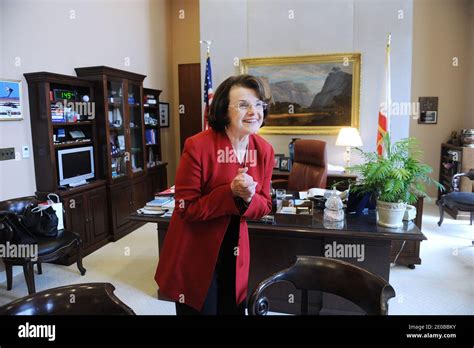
left=57, top=146, right=95, bottom=187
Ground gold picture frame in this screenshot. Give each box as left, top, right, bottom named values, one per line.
left=240, top=53, right=361, bottom=135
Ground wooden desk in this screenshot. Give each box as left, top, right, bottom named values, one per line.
left=130, top=210, right=426, bottom=315
left=272, top=170, right=357, bottom=190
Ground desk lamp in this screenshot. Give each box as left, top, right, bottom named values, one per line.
left=336, top=127, right=363, bottom=168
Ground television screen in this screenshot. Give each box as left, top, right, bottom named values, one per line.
left=57, top=146, right=94, bottom=186
left=62, top=150, right=92, bottom=179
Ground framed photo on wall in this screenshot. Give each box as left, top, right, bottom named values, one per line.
left=159, top=102, right=169, bottom=128
left=0, top=79, right=23, bottom=121
left=240, top=53, right=361, bottom=135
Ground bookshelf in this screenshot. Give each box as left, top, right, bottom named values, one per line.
left=143, top=87, right=162, bottom=168
left=24, top=72, right=110, bottom=261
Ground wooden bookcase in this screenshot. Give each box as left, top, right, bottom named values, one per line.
left=75, top=66, right=167, bottom=240
left=24, top=72, right=110, bottom=261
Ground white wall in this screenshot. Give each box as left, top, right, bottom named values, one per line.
left=0, top=0, right=172, bottom=201
left=200, top=0, right=413, bottom=165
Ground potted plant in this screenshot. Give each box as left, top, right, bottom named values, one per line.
left=348, top=134, right=443, bottom=228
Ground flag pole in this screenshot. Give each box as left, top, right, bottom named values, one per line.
left=386, top=33, right=392, bottom=143
left=200, top=40, right=213, bottom=130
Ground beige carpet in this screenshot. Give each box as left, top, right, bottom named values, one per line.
left=0, top=201, right=472, bottom=315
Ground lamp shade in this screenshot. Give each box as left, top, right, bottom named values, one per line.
left=335, top=127, right=363, bottom=147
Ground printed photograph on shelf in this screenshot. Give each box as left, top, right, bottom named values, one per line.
left=274, top=154, right=284, bottom=170
left=240, top=53, right=361, bottom=135
left=0, top=79, right=23, bottom=120
left=279, top=156, right=292, bottom=172
left=159, top=102, right=170, bottom=128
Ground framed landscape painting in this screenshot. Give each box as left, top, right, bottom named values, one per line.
left=240, top=53, right=361, bottom=135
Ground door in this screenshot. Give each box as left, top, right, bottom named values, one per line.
left=178, top=63, right=202, bottom=153
left=110, top=183, right=134, bottom=230
left=64, top=193, right=90, bottom=247
left=88, top=186, right=110, bottom=242
left=132, top=177, right=147, bottom=211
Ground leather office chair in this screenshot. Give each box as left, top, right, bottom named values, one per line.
left=437, top=169, right=474, bottom=228
left=273, top=140, right=328, bottom=191
left=0, top=196, right=86, bottom=295
left=0, top=283, right=135, bottom=315
left=248, top=255, right=395, bottom=315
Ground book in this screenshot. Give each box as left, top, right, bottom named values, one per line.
left=155, top=185, right=175, bottom=197
left=146, top=197, right=173, bottom=207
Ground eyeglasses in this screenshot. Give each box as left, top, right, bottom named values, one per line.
left=229, top=101, right=268, bottom=112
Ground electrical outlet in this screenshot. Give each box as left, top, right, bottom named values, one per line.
left=0, top=147, right=16, bottom=161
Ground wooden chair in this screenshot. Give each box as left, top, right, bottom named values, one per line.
left=0, top=196, right=86, bottom=294
left=248, top=255, right=395, bottom=315
left=273, top=140, right=328, bottom=191
left=437, top=169, right=474, bottom=227
left=0, top=283, right=135, bottom=315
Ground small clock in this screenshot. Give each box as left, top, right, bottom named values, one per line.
left=53, top=89, right=76, bottom=101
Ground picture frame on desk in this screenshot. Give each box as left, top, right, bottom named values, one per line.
left=279, top=156, right=292, bottom=172
left=159, top=102, right=169, bottom=128
left=274, top=153, right=284, bottom=170
left=0, top=79, right=23, bottom=121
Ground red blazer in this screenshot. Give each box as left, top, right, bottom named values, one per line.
left=155, top=129, right=274, bottom=311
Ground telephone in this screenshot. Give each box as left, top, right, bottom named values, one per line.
left=69, top=130, right=86, bottom=139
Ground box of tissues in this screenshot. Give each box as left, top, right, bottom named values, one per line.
left=403, top=205, right=417, bottom=221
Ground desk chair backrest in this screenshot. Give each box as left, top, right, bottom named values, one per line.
left=248, top=256, right=396, bottom=315
left=288, top=140, right=327, bottom=191
left=0, top=283, right=135, bottom=315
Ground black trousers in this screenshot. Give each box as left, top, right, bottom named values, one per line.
left=175, top=216, right=246, bottom=315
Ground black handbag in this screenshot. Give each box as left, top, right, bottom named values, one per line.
left=0, top=212, right=37, bottom=245
left=22, top=204, right=59, bottom=237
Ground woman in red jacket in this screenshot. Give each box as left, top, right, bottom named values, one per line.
left=155, top=75, right=274, bottom=315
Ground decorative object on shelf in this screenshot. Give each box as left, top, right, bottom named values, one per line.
left=460, top=129, right=474, bottom=147
left=239, top=53, right=361, bottom=135
left=323, top=189, right=345, bottom=222
left=288, top=138, right=300, bottom=165
left=273, top=153, right=284, bottom=170
left=0, top=79, right=23, bottom=120
left=279, top=156, right=291, bottom=172
left=159, top=102, right=169, bottom=128
left=348, top=134, right=443, bottom=228
left=447, top=131, right=460, bottom=145
left=112, top=108, right=123, bottom=127
left=335, top=127, right=363, bottom=168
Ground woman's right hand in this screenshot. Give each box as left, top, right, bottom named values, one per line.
left=231, top=167, right=257, bottom=203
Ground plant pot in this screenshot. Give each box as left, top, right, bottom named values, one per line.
left=376, top=200, right=407, bottom=228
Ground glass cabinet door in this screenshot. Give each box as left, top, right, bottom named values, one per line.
left=128, top=83, right=145, bottom=175
left=107, top=79, right=127, bottom=180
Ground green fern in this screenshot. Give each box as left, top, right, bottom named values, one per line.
left=348, top=134, right=444, bottom=204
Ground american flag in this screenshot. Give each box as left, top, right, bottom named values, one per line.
left=377, top=34, right=391, bottom=157
left=203, top=55, right=213, bottom=130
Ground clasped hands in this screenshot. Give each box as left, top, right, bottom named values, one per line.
left=230, top=167, right=257, bottom=203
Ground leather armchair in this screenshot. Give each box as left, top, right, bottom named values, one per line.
left=273, top=140, right=328, bottom=191
left=0, top=282, right=135, bottom=315
left=248, top=256, right=395, bottom=315
left=0, top=196, right=86, bottom=295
